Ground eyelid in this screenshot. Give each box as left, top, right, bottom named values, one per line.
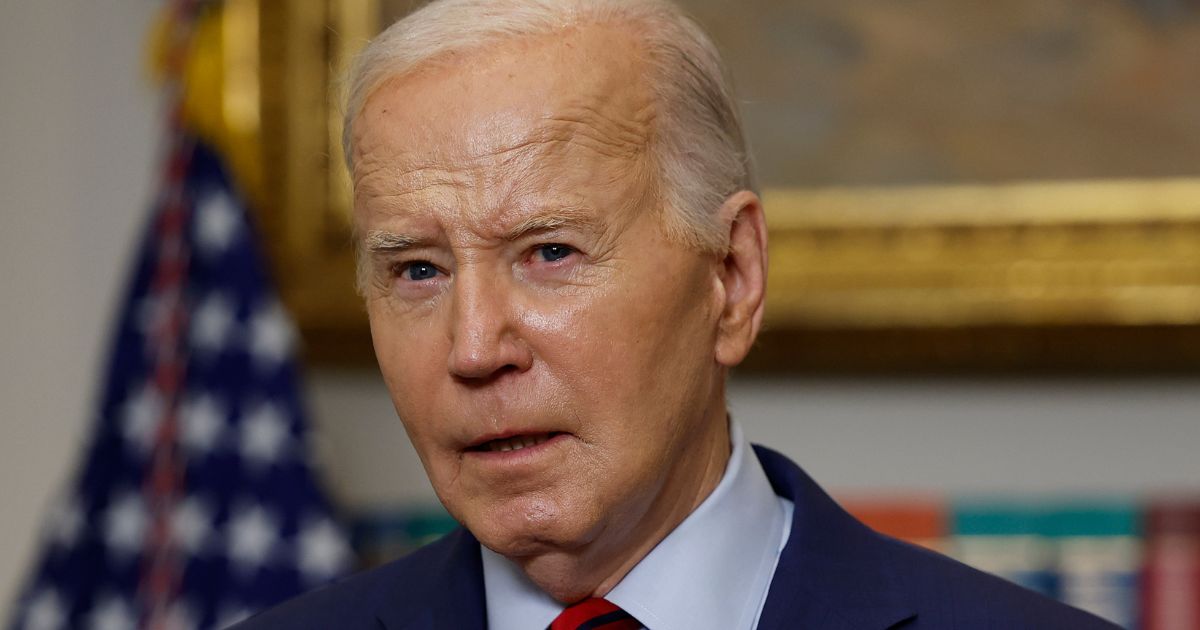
left=379, top=246, right=441, bottom=268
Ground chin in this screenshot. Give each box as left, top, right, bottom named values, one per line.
left=465, top=494, right=596, bottom=559
left=478, top=532, right=559, bottom=559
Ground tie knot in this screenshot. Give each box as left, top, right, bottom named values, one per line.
left=548, top=597, right=640, bottom=630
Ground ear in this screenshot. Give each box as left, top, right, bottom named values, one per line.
left=714, top=190, right=768, bottom=367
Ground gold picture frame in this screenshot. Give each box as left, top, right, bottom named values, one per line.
left=246, top=0, right=1200, bottom=372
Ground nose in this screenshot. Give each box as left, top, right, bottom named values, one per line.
left=446, top=268, right=533, bottom=381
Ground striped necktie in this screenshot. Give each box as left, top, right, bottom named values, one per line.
left=548, top=597, right=641, bottom=630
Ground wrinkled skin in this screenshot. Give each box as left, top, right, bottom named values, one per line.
left=351, top=24, right=767, bottom=602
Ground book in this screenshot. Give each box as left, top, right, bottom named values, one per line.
left=1142, top=499, right=1200, bottom=630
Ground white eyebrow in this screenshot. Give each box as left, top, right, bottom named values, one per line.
left=502, top=206, right=604, bottom=242
left=363, top=230, right=421, bottom=252
left=360, top=207, right=603, bottom=254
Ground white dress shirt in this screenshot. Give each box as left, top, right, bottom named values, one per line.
left=481, top=419, right=794, bottom=630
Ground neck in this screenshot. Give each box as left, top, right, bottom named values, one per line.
left=517, top=405, right=732, bottom=603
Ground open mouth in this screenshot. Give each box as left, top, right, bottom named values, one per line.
left=468, top=432, right=564, bottom=453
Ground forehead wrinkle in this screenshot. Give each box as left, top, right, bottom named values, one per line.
left=367, top=178, right=467, bottom=205
left=546, top=101, right=655, bottom=157
left=452, top=95, right=655, bottom=170
left=484, top=105, right=653, bottom=166
left=462, top=113, right=653, bottom=222
left=355, top=157, right=471, bottom=197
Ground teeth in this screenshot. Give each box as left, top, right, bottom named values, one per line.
left=486, top=433, right=552, bottom=453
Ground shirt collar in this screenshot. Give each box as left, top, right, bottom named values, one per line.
left=481, top=418, right=788, bottom=630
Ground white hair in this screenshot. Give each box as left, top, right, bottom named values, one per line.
left=342, top=0, right=756, bottom=253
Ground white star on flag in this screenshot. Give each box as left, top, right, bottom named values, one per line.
left=248, top=300, right=296, bottom=369
left=240, top=401, right=290, bottom=466
left=297, top=516, right=353, bottom=582
left=195, top=190, right=240, bottom=258
left=170, top=496, right=214, bottom=556
left=102, top=492, right=147, bottom=561
left=189, top=292, right=236, bottom=355
left=21, top=587, right=66, bottom=630
left=120, top=384, right=163, bottom=455
left=87, top=595, right=136, bottom=630
left=226, top=505, right=280, bottom=573
left=180, top=394, right=226, bottom=457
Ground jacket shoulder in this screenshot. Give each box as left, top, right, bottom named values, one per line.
left=229, top=531, right=464, bottom=630
left=751, top=445, right=1119, bottom=629
left=877, top=534, right=1120, bottom=629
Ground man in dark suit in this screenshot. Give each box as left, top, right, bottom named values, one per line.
left=239, top=0, right=1116, bottom=627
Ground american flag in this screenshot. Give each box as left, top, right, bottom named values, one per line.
left=8, top=135, right=353, bottom=630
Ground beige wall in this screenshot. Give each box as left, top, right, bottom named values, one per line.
left=0, top=0, right=159, bottom=616
left=3, top=1, right=1200, bottom=622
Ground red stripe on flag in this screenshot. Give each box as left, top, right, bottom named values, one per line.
left=138, top=3, right=203, bottom=624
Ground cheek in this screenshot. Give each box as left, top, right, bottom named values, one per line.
left=367, top=305, right=450, bottom=437
left=517, top=261, right=718, bottom=430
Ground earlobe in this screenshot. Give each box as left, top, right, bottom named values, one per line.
left=714, top=191, right=768, bottom=367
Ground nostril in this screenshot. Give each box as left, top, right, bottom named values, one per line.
left=450, top=361, right=524, bottom=384
left=446, top=329, right=533, bottom=379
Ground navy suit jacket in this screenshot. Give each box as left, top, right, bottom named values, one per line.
left=236, top=446, right=1117, bottom=629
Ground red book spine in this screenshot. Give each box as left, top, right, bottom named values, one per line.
left=1142, top=501, right=1200, bottom=630
left=840, top=495, right=947, bottom=553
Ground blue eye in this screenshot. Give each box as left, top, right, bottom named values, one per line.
left=404, top=262, right=439, bottom=281
left=536, top=244, right=574, bottom=262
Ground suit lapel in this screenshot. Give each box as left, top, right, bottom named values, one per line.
left=374, top=528, right=488, bottom=630
left=754, top=446, right=917, bottom=630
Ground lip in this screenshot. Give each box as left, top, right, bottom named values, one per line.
left=463, top=429, right=567, bottom=451
left=462, top=431, right=571, bottom=462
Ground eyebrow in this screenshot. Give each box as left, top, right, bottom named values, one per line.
left=361, top=207, right=606, bottom=255
left=363, top=231, right=422, bottom=253
left=502, top=206, right=605, bottom=242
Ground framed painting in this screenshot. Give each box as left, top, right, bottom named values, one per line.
left=239, top=0, right=1200, bottom=372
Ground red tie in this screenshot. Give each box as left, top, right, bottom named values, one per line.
left=548, top=597, right=641, bottom=630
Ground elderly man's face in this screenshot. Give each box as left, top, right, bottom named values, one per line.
left=352, top=25, right=751, bottom=586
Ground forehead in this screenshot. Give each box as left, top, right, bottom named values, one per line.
left=350, top=24, right=657, bottom=224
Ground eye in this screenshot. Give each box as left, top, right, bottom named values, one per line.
left=533, top=244, right=575, bottom=263
left=399, top=261, right=440, bottom=281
